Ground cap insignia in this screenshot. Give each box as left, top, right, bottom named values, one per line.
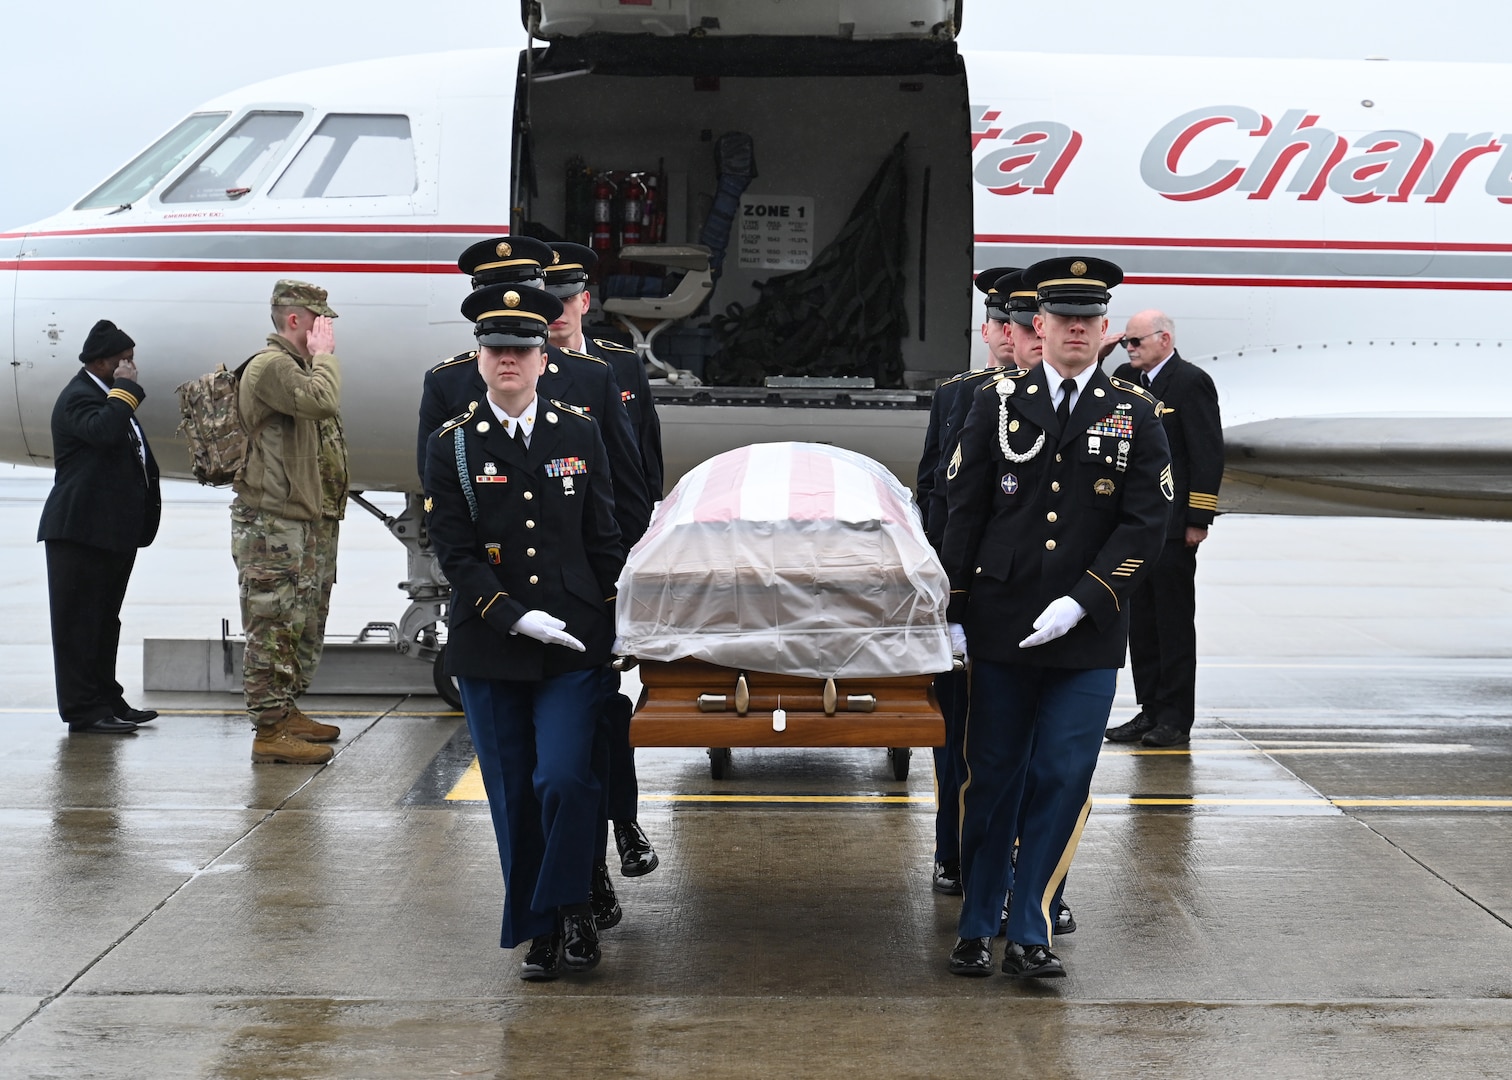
left=552, top=252, right=561, bottom=265
left=496, top=242, right=512, bottom=258
left=504, top=291, right=521, bottom=309
left=1070, top=260, right=1088, bottom=276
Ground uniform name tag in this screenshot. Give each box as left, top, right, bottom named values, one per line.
left=546, top=457, right=587, bottom=477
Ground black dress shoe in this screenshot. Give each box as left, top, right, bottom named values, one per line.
left=520, top=934, right=561, bottom=981
left=932, top=859, right=962, bottom=895
left=1105, top=711, right=1156, bottom=743
left=560, top=912, right=601, bottom=972
left=1141, top=723, right=1191, bottom=748
left=948, top=937, right=994, bottom=977
left=1055, top=898, right=1077, bottom=935
left=69, top=717, right=138, bottom=734
left=613, top=820, right=659, bottom=877
left=115, top=706, right=158, bottom=724
left=1001, top=941, right=1065, bottom=978
left=592, top=862, right=623, bottom=930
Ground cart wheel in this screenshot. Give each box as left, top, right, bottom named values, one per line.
left=708, top=747, right=731, bottom=780
left=888, top=747, right=911, bottom=781
left=432, top=646, right=463, bottom=711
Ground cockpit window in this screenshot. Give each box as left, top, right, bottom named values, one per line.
left=161, top=111, right=304, bottom=203
left=75, top=113, right=229, bottom=209
left=269, top=114, right=416, bottom=199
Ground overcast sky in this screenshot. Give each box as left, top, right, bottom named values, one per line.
left=2, top=0, right=1508, bottom=229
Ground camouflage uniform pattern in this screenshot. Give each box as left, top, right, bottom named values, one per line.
left=294, top=414, right=349, bottom=695
left=231, top=501, right=317, bottom=726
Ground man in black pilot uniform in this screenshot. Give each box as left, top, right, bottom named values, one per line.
left=941, top=258, right=1172, bottom=979
left=38, top=319, right=163, bottom=733
left=543, top=241, right=663, bottom=882
left=1102, top=310, right=1224, bottom=748
left=423, top=282, right=625, bottom=982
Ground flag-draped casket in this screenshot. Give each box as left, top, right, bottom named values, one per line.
left=616, top=442, right=951, bottom=755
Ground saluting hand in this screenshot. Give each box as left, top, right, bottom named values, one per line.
left=308, top=316, right=336, bottom=357
left=113, top=356, right=138, bottom=383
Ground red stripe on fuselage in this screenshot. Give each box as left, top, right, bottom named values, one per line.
left=975, top=232, right=1512, bottom=254
left=0, top=223, right=509, bottom=240
left=0, top=260, right=458, bottom=274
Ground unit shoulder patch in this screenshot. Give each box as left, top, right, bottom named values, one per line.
left=593, top=337, right=637, bottom=354
left=550, top=399, right=594, bottom=421
left=1109, top=376, right=1155, bottom=403
left=430, top=350, right=478, bottom=373
left=436, top=401, right=478, bottom=437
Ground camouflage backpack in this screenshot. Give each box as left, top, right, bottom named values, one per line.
left=173, top=357, right=264, bottom=486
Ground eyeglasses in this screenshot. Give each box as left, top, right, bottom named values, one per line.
left=1120, top=333, right=1162, bottom=349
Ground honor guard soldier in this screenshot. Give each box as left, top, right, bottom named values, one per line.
left=544, top=242, right=664, bottom=500
left=941, top=257, right=1172, bottom=979
left=1104, top=310, right=1223, bottom=748
left=544, top=241, right=662, bottom=885
left=423, top=282, right=625, bottom=982
left=417, top=236, right=652, bottom=551
left=913, top=266, right=1018, bottom=898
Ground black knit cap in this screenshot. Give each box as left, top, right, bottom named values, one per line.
left=79, top=320, right=135, bottom=363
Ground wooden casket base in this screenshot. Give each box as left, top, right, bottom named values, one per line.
left=630, top=658, right=944, bottom=749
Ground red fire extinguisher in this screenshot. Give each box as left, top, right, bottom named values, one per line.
left=621, top=174, right=645, bottom=248
left=591, top=174, right=615, bottom=255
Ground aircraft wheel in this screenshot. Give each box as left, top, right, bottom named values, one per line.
left=708, top=747, right=731, bottom=780
left=432, top=646, right=463, bottom=711
left=888, top=747, right=911, bottom=781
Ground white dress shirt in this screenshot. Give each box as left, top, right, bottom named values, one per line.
left=487, top=394, right=539, bottom=448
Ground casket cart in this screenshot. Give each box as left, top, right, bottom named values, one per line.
left=616, top=443, right=953, bottom=779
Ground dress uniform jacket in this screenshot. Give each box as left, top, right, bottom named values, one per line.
left=582, top=337, right=663, bottom=502
left=417, top=346, right=652, bottom=545
left=424, top=400, right=624, bottom=681
left=37, top=370, right=161, bottom=550
left=1112, top=350, right=1223, bottom=537
left=941, top=364, right=1172, bottom=669
left=916, top=368, right=997, bottom=550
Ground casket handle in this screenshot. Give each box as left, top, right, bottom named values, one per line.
left=735, top=672, right=750, bottom=716
left=823, top=679, right=838, bottom=716
left=697, top=694, right=727, bottom=712
left=845, top=694, right=876, bottom=713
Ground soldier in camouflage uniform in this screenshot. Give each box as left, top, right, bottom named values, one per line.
left=232, top=280, right=344, bottom=764
left=293, top=414, right=349, bottom=707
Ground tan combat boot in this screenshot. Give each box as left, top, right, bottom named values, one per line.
left=251, top=718, right=335, bottom=765
left=285, top=706, right=341, bottom=743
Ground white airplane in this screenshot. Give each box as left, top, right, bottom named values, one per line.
left=4, top=0, right=1510, bottom=681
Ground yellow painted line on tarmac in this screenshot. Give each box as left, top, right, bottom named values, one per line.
left=446, top=759, right=486, bottom=801
left=1110, top=745, right=1472, bottom=756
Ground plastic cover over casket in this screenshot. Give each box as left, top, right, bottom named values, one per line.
left=616, top=442, right=952, bottom=679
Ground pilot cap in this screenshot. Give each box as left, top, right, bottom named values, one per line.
left=543, top=242, right=598, bottom=299
left=457, top=236, right=552, bottom=288
left=1024, top=257, right=1124, bottom=316
left=461, top=283, right=564, bottom=348
left=271, top=280, right=337, bottom=318
left=79, top=319, right=135, bottom=363
left=991, top=268, right=1040, bottom=327
left=974, top=265, right=1018, bottom=323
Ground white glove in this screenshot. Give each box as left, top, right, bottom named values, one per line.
left=948, top=622, right=969, bottom=659
left=1018, top=596, right=1087, bottom=649
left=509, top=610, right=586, bottom=652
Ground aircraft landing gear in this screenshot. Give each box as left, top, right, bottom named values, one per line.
left=348, top=492, right=454, bottom=703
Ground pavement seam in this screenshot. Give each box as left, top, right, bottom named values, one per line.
left=0, top=696, right=410, bottom=1050
left=1218, top=716, right=1512, bottom=932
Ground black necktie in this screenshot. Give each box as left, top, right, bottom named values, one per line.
left=126, top=422, right=147, bottom=478
left=1056, top=378, right=1076, bottom=428
left=512, top=422, right=527, bottom=449
left=1141, top=371, right=1152, bottom=389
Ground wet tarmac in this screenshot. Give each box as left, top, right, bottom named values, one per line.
left=2, top=472, right=1511, bottom=1078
